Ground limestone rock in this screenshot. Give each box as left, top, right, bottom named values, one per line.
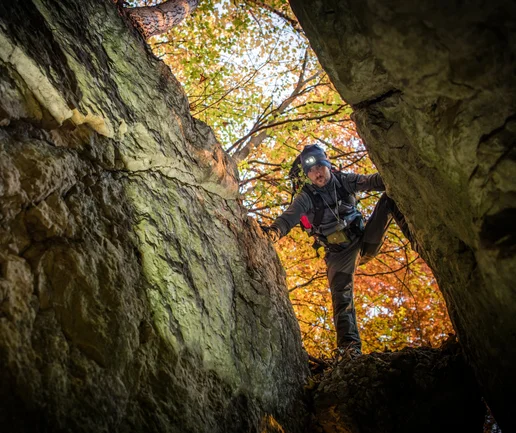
left=289, top=0, right=516, bottom=430
left=0, top=1, right=308, bottom=432
left=311, top=341, right=484, bottom=433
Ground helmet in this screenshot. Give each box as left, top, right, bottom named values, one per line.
left=300, top=144, right=331, bottom=174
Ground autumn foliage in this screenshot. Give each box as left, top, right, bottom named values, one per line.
left=128, top=0, right=453, bottom=358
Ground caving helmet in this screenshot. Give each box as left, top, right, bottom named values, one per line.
left=300, top=144, right=331, bottom=175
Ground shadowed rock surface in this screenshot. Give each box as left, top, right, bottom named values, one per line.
left=289, top=1, right=516, bottom=430
left=1, top=0, right=512, bottom=432
left=0, top=1, right=308, bottom=432
left=309, top=340, right=484, bottom=433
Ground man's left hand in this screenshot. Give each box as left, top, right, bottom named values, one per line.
left=260, top=225, right=280, bottom=243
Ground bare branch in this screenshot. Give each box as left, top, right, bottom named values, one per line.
left=356, top=257, right=418, bottom=277
left=248, top=202, right=291, bottom=213
left=289, top=272, right=327, bottom=292
left=192, top=59, right=271, bottom=116
left=230, top=52, right=328, bottom=162
left=244, top=0, right=305, bottom=36
left=245, top=159, right=284, bottom=167
left=231, top=103, right=346, bottom=160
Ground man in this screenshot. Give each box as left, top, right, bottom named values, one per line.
left=262, top=144, right=416, bottom=359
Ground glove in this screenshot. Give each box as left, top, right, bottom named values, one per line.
left=260, top=225, right=281, bottom=243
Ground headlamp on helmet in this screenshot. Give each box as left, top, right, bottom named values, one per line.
left=300, top=144, right=331, bottom=175
left=304, top=156, right=317, bottom=167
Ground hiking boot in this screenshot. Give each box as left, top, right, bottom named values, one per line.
left=333, top=343, right=362, bottom=363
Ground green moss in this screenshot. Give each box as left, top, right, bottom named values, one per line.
left=125, top=177, right=246, bottom=385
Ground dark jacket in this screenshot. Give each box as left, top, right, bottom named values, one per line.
left=271, top=172, right=385, bottom=238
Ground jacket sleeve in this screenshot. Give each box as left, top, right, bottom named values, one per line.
left=341, top=172, right=385, bottom=194
left=270, top=191, right=312, bottom=237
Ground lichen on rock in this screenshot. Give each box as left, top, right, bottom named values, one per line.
left=0, top=1, right=308, bottom=432
left=289, top=0, right=516, bottom=430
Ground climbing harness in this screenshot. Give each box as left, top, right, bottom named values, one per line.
left=299, top=171, right=365, bottom=250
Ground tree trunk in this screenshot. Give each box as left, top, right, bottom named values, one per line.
left=126, top=0, right=199, bottom=38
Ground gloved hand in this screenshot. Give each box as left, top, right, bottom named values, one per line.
left=260, top=225, right=280, bottom=243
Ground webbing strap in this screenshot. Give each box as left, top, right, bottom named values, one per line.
left=302, top=172, right=351, bottom=229
left=302, top=185, right=324, bottom=227
left=335, top=172, right=349, bottom=199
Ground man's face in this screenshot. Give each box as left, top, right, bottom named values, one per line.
left=307, top=164, right=331, bottom=187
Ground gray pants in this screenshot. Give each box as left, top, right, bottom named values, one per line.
left=325, top=194, right=410, bottom=349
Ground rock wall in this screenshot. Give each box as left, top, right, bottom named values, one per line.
left=0, top=1, right=308, bottom=432
left=312, top=341, right=484, bottom=433
left=288, top=0, right=516, bottom=430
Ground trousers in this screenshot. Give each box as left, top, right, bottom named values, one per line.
left=324, top=193, right=414, bottom=349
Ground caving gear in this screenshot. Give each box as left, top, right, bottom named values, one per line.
left=326, top=223, right=351, bottom=244
left=288, top=144, right=332, bottom=199
left=300, top=215, right=312, bottom=230
left=300, top=144, right=332, bottom=175
left=285, top=145, right=366, bottom=249
left=272, top=170, right=383, bottom=242
left=287, top=155, right=306, bottom=199
left=298, top=171, right=365, bottom=249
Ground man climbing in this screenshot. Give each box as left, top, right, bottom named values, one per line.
left=262, top=144, right=416, bottom=359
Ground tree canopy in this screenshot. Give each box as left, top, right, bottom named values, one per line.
left=128, top=0, right=453, bottom=359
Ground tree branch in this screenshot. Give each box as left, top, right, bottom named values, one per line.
left=244, top=0, right=305, bottom=36
left=231, top=103, right=346, bottom=160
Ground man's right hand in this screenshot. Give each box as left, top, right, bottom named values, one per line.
left=260, top=225, right=280, bottom=243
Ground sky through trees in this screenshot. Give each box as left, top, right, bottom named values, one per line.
left=128, top=0, right=453, bottom=358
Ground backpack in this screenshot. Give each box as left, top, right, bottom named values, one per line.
left=287, top=153, right=306, bottom=199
